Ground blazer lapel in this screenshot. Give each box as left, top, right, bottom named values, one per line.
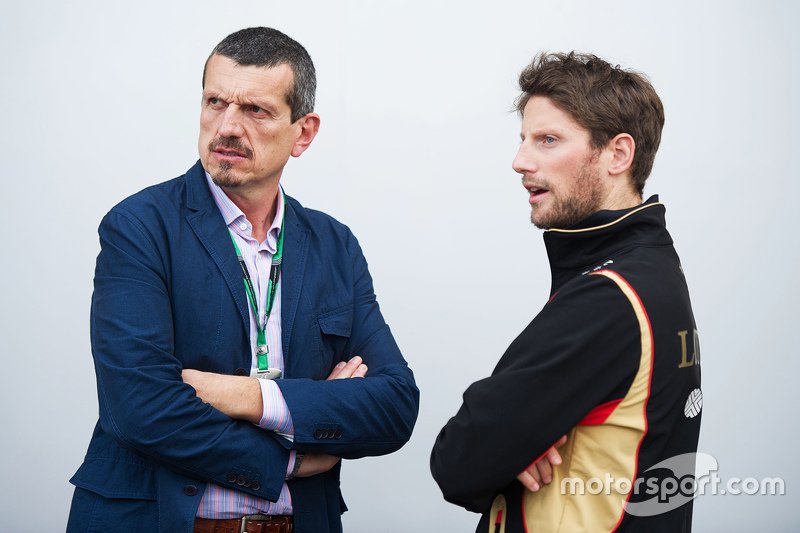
left=280, top=195, right=310, bottom=370
left=183, top=162, right=251, bottom=337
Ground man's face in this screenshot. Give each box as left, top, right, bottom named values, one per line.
left=513, top=96, right=608, bottom=230
left=199, top=54, right=302, bottom=192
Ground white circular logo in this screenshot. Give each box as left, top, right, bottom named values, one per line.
left=684, top=388, right=703, bottom=418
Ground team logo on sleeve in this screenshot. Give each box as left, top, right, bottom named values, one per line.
left=684, top=388, right=703, bottom=418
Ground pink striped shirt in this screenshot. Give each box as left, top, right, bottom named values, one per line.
left=196, top=173, right=296, bottom=517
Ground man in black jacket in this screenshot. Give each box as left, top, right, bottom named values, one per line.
left=431, top=52, right=702, bottom=532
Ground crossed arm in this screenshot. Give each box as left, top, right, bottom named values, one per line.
left=431, top=275, right=643, bottom=512
left=516, top=436, right=568, bottom=492
left=182, top=356, right=368, bottom=477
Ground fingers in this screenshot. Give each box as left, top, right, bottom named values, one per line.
left=544, top=444, right=562, bottom=468
left=326, top=356, right=368, bottom=380
left=543, top=435, right=568, bottom=469
left=536, top=455, right=554, bottom=485
left=517, top=468, right=542, bottom=493
left=351, top=362, right=368, bottom=378
left=327, top=362, right=346, bottom=380
left=517, top=458, right=549, bottom=493
left=516, top=436, right=569, bottom=493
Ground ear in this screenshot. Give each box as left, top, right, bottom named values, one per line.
left=291, top=113, right=321, bottom=158
left=606, top=133, right=635, bottom=177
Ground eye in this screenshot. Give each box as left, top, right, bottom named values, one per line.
left=250, top=105, right=267, bottom=115
left=544, top=136, right=557, bottom=145
left=207, top=97, right=224, bottom=107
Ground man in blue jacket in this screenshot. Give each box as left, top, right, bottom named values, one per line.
left=68, top=27, right=419, bottom=533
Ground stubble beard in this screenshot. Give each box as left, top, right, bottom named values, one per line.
left=531, top=152, right=605, bottom=230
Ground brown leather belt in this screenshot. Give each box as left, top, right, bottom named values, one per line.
left=194, top=515, right=293, bottom=533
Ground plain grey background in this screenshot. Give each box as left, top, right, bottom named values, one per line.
left=1, top=0, right=798, bottom=530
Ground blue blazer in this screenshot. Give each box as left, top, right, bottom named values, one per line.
left=68, top=161, right=419, bottom=533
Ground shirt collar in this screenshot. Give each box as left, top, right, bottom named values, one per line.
left=205, top=171, right=284, bottom=252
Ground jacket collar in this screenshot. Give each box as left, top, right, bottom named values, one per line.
left=183, top=161, right=252, bottom=341
left=183, top=160, right=311, bottom=364
left=278, top=194, right=310, bottom=363
left=543, top=195, right=673, bottom=281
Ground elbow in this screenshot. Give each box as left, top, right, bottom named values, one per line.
left=430, top=448, right=485, bottom=513
left=378, top=368, right=421, bottom=445
left=391, top=375, right=421, bottom=447
left=398, top=379, right=421, bottom=441
left=371, top=382, right=421, bottom=456
left=430, top=425, right=494, bottom=514
left=96, top=379, right=199, bottom=456
left=338, top=377, right=420, bottom=460
left=98, top=397, right=169, bottom=454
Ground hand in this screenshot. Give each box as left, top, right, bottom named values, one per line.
left=516, top=435, right=568, bottom=492
left=182, top=369, right=263, bottom=424
left=326, top=356, right=368, bottom=380
left=295, top=452, right=342, bottom=477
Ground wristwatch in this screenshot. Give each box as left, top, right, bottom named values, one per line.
left=287, top=451, right=305, bottom=480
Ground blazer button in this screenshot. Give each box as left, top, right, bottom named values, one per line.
left=243, top=477, right=252, bottom=488
left=334, top=429, right=342, bottom=439
left=234, top=368, right=247, bottom=376
left=183, top=485, right=198, bottom=496
left=236, top=475, right=247, bottom=486
left=313, top=429, right=323, bottom=440
left=251, top=480, right=261, bottom=491
left=227, top=473, right=237, bottom=483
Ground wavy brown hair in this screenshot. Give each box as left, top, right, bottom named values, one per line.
left=516, top=52, right=665, bottom=196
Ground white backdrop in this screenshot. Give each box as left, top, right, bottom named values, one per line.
left=1, top=0, right=798, bottom=530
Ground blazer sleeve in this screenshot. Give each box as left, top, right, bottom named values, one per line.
left=91, top=207, right=290, bottom=501
left=276, top=226, right=420, bottom=459
left=429, top=273, right=642, bottom=513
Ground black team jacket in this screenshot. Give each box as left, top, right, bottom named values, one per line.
left=431, top=196, right=702, bottom=532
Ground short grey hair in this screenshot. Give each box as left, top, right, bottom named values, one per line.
left=203, top=27, right=316, bottom=123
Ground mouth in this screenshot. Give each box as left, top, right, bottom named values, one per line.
left=208, top=139, right=252, bottom=161
left=523, top=182, right=550, bottom=204
left=216, top=149, right=246, bottom=157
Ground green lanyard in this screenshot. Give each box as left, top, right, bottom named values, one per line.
left=229, top=199, right=284, bottom=372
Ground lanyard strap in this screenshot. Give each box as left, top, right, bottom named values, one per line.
left=229, top=197, right=284, bottom=372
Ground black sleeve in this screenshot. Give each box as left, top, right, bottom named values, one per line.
left=430, top=273, right=642, bottom=512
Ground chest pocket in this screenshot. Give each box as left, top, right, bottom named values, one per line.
left=315, top=305, right=354, bottom=373
left=318, top=305, right=353, bottom=337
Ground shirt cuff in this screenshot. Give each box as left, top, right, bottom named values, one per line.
left=285, top=450, right=297, bottom=480
left=257, top=378, right=294, bottom=436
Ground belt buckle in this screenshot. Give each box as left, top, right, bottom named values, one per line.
left=240, top=514, right=272, bottom=533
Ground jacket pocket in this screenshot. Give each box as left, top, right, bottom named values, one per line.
left=315, top=305, right=354, bottom=374
left=70, top=455, right=157, bottom=500
left=317, top=304, right=353, bottom=338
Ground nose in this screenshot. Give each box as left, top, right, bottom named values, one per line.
left=218, top=106, right=245, bottom=138
left=512, top=143, right=536, bottom=175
